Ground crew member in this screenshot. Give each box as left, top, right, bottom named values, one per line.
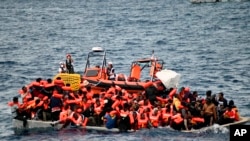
left=106, top=62, right=116, bottom=80
left=65, top=54, right=74, bottom=73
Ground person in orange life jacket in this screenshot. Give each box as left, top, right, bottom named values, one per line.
left=54, top=77, right=65, bottom=88
left=42, top=96, right=51, bottom=121
left=50, top=94, right=63, bottom=122
left=219, top=105, right=236, bottom=125
left=106, top=62, right=116, bottom=80
left=103, top=110, right=118, bottom=129
left=93, top=99, right=104, bottom=126
left=161, top=100, right=173, bottom=126
left=31, top=98, right=44, bottom=120
left=20, top=86, right=33, bottom=103
left=61, top=107, right=85, bottom=128
left=170, top=111, right=184, bottom=131
left=8, top=97, right=29, bottom=127
left=82, top=104, right=96, bottom=126
left=218, top=100, right=239, bottom=125
left=9, top=97, right=20, bottom=119
left=51, top=104, right=71, bottom=126
left=40, top=78, right=55, bottom=98
left=29, top=78, right=44, bottom=99
left=149, top=108, right=161, bottom=128
left=137, top=112, right=149, bottom=129
left=117, top=103, right=132, bottom=132
left=228, top=100, right=240, bottom=121
left=58, top=61, right=66, bottom=73
left=130, top=110, right=139, bottom=131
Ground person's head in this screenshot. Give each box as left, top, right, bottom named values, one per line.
left=229, top=100, right=235, bottom=106
left=36, top=78, right=42, bottom=83
left=66, top=54, right=71, bottom=58
left=22, top=86, right=28, bottom=92
left=13, top=97, right=18, bottom=103
left=47, top=78, right=52, bottom=83
left=218, top=92, right=224, bottom=99
left=108, top=62, right=113, bottom=67
left=193, top=91, right=198, bottom=98
left=206, top=90, right=212, bottom=97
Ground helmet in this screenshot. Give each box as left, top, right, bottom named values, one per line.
left=66, top=54, right=71, bottom=57
left=108, top=61, right=112, bottom=65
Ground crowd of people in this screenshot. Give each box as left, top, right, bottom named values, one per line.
left=8, top=75, right=240, bottom=131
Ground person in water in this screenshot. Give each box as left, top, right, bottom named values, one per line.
left=106, top=62, right=116, bottom=80
left=65, top=54, right=74, bottom=73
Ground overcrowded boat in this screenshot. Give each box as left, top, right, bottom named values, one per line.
left=9, top=47, right=249, bottom=133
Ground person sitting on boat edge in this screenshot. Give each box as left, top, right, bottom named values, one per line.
left=65, top=54, right=74, bottom=74
left=217, top=100, right=239, bottom=125
left=8, top=97, right=28, bottom=127
left=103, top=110, right=117, bottom=129
left=106, top=61, right=116, bottom=80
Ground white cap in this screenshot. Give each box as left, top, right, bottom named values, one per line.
left=108, top=61, right=113, bottom=65
left=104, top=99, right=108, bottom=104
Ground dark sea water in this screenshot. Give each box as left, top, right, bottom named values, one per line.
left=0, top=0, right=249, bottom=140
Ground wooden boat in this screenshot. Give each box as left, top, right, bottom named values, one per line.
left=12, top=116, right=249, bottom=133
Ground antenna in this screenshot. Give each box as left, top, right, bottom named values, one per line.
left=151, top=50, right=155, bottom=59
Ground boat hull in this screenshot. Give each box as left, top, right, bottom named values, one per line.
left=12, top=119, right=127, bottom=133
left=12, top=117, right=249, bottom=133
left=85, top=78, right=146, bottom=93
left=182, top=117, right=250, bottom=133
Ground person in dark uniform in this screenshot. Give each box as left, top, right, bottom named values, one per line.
left=65, top=54, right=74, bottom=73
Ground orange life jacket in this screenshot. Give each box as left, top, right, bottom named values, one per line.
left=232, top=108, right=240, bottom=121
left=137, top=113, right=149, bottom=129
left=172, top=113, right=183, bottom=124
left=224, top=110, right=236, bottom=119
left=191, top=117, right=205, bottom=124
left=53, top=79, right=65, bottom=87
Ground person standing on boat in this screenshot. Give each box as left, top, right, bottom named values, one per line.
left=106, top=62, right=116, bottom=80
left=65, top=54, right=74, bottom=74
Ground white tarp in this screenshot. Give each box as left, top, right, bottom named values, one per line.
left=156, top=69, right=181, bottom=89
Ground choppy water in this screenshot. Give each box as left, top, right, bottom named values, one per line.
left=0, top=0, right=249, bottom=141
